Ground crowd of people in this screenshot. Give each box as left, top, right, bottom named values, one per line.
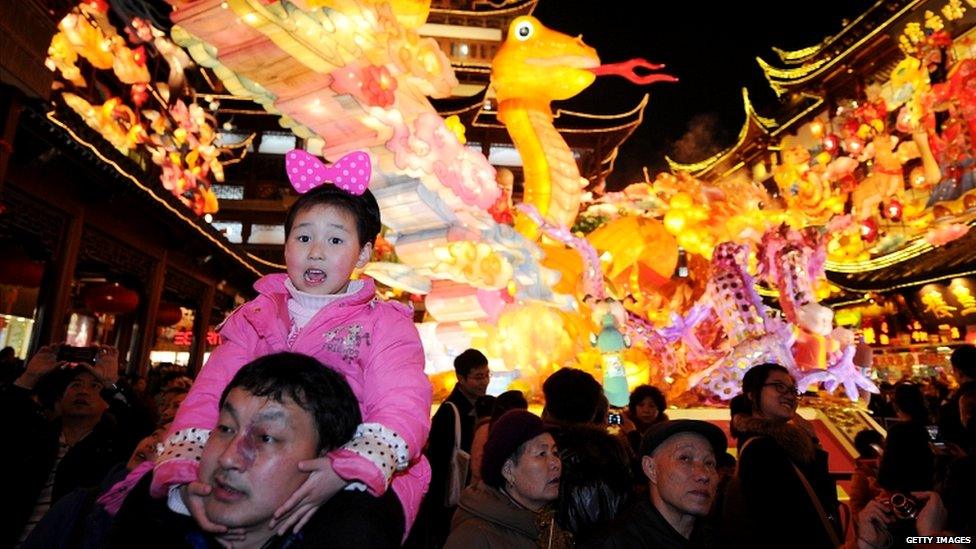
left=5, top=341, right=972, bottom=548
left=3, top=166, right=974, bottom=548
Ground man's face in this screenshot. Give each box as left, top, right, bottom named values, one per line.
left=643, top=432, right=718, bottom=519
left=457, top=365, right=490, bottom=398
left=60, top=371, right=108, bottom=419
left=199, top=388, right=320, bottom=531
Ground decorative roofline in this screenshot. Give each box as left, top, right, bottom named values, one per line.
left=429, top=0, right=537, bottom=18
left=758, top=0, right=924, bottom=94
left=665, top=88, right=776, bottom=175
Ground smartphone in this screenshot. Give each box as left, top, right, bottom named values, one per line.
left=608, top=412, right=623, bottom=426
left=57, top=345, right=98, bottom=364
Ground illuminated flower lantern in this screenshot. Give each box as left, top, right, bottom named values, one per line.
left=486, top=302, right=586, bottom=396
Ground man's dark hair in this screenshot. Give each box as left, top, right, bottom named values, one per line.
left=542, top=367, right=603, bottom=424
left=453, top=348, right=488, bottom=377
left=475, top=395, right=496, bottom=420
left=491, top=390, right=528, bottom=424
left=627, top=385, right=666, bottom=421
left=219, top=352, right=361, bottom=453
left=877, top=422, right=934, bottom=493
left=284, top=184, right=382, bottom=250
left=27, top=367, right=105, bottom=412
left=893, top=382, right=930, bottom=424
left=728, top=394, right=752, bottom=439
left=853, top=429, right=884, bottom=459
left=950, top=344, right=976, bottom=380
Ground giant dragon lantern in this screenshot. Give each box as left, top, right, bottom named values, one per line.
left=491, top=16, right=676, bottom=240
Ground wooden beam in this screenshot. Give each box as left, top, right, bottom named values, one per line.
left=135, top=250, right=168, bottom=377
left=37, top=210, right=84, bottom=346
left=189, top=284, right=215, bottom=377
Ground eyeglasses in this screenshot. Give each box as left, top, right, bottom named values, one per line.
left=763, top=382, right=801, bottom=397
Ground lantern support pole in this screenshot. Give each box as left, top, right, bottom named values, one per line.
left=35, top=211, right=84, bottom=348
left=135, top=250, right=167, bottom=377
left=189, top=284, right=214, bottom=377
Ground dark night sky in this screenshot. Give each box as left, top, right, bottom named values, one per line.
left=531, top=0, right=878, bottom=189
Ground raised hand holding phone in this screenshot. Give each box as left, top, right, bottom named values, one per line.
left=14, top=345, right=60, bottom=390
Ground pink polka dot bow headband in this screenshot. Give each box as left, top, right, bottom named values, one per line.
left=285, top=149, right=371, bottom=195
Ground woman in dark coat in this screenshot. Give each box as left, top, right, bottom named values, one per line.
left=720, top=363, right=841, bottom=548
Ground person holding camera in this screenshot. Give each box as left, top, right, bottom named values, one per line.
left=1, top=344, right=153, bottom=546
left=855, top=491, right=960, bottom=548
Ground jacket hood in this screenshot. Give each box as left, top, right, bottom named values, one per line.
left=457, top=483, right=539, bottom=539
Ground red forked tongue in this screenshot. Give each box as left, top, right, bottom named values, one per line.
left=589, top=58, right=678, bottom=85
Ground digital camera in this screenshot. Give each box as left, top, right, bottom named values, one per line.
left=887, top=492, right=920, bottom=521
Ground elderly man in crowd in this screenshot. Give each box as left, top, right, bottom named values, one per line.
left=110, top=352, right=400, bottom=548
left=583, top=419, right=726, bottom=549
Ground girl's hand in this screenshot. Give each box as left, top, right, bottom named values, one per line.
left=270, top=456, right=348, bottom=536
left=182, top=482, right=245, bottom=538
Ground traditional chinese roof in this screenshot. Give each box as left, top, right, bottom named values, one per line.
left=826, top=223, right=976, bottom=292
left=756, top=0, right=918, bottom=96
left=665, top=88, right=782, bottom=179
left=673, top=0, right=942, bottom=179
left=465, top=93, right=649, bottom=185
left=427, top=0, right=538, bottom=25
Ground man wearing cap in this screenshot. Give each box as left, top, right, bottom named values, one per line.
left=582, top=419, right=726, bottom=549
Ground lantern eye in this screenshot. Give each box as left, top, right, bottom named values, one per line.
left=513, top=20, right=534, bottom=41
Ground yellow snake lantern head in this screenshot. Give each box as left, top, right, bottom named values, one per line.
left=492, top=16, right=599, bottom=105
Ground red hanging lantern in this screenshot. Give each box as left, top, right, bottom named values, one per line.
left=156, top=302, right=183, bottom=327
left=0, top=246, right=44, bottom=288
left=83, top=282, right=140, bottom=314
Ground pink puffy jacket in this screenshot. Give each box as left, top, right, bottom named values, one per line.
left=151, top=274, right=432, bottom=531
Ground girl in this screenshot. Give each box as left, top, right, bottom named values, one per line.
left=151, top=150, right=432, bottom=541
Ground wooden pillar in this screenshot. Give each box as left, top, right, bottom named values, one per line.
left=36, top=212, right=84, bottom=346
left=188, top=284, right=215, bottom=377
left=0, top=89, right=22, bottom=194
left=135, top=250, right=167, bottom=377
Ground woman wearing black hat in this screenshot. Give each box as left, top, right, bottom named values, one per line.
left=445, top=410, right=572, bottom=548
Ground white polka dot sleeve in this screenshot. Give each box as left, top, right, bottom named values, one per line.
left=158, top=427, right=210, bottom=464
left=341, top=422, right=411, bottom=485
